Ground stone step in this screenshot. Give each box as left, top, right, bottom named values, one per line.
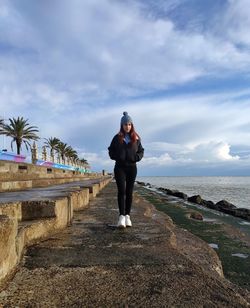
left=17, top=218, right=58, bottom=258
left=0, top=177, right=92, bottom=192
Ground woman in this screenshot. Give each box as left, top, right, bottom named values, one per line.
left=108, top=111, right=144, bottom=228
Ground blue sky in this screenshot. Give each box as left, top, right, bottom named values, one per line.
left=1, top=0, right=250, bottom=176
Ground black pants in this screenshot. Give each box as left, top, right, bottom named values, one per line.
left=114, top=164, right=137, bottom=216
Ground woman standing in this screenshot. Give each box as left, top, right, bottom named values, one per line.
left=108, top=112, right=144, bottom=228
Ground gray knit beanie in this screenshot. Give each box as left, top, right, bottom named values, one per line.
left=120, top=111, right=133, bottom=125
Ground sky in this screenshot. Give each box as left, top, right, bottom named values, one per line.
left=1, top=0, right=250, bottom=176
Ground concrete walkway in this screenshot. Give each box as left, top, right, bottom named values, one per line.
left=0, top=182, right=249, bottom=307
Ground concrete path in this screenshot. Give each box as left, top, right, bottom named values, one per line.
left=0, top=182, right=249, bottom=307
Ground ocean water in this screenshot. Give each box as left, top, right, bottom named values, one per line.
left=137, top=176, right=250, bottom=210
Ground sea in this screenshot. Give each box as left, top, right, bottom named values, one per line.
left=136, top=176, right=250, bottom=210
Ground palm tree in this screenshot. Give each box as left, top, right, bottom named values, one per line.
left=0, top=118, right=4, bottom=127
left=56, top=141, right=69, bottom=164
left=0, top=117, right=39, bottom=155
left=65, top=146, right=78, bottom=165
left=79, top=158, right=89, bottom=169
left=44, top=137, right=60, bottom=162
left=80, top=158, right=88, bottom=165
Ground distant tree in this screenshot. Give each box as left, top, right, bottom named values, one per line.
left=65, top=146, right=78, bottom=164
left=79, top=158, right=89, bottom=168
left=71, top=153, right=79, bottom=164
left=44, top=137, right=60, bottom=161
left=0, top=117, right=39, bottom=155
left=80, top=158, right=88, bottom=164
left=56, top=141, right=70, bottom=164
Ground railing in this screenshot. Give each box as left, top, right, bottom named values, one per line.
left=0, top=151, right=91, bottom=173
left=0, top=151, right=26, bottom=163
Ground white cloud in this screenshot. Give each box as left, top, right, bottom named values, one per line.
left=187, top=142, right=239, bottom=162
left=140, top=141, right=239, bottom=169
left=216, top=142, right=239, bottom=161
left=1, top=0, right=250, bottom=175
left=141, top=153, right=173, bottom=167
left=222, top=0, right=250, bottom=46
left=1, top=0, right=250, bottom=116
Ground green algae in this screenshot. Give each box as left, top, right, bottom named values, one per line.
left=136, top=187, right=250, bottom=290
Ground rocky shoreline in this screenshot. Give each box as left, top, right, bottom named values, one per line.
left=136, top=181, right=250, bottom=222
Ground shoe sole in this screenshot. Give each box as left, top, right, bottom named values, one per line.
left=117, top=225, right=126, bottom=229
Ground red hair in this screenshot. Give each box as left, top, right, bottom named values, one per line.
left=118, top=123, right=139, bottom=144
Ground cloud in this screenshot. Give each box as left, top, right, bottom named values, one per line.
left=141, top=153, right=173, bottom=167
left=222, top=0, right=250, bottom=46
left=1, top=0, right=250, bottom=117
left=1, top=0, right=250, bottom=176
left=187, top=142, right=240, bottom=162
left=142, top=141, right=239, bottom=166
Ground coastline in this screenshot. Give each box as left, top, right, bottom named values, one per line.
left=136, top=177, right=250, bottom=222
left=137, top=176, right=250, bottom=210
left=135, top=181, right=250, bottom=291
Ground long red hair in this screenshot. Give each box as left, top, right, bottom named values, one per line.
left=118, top=123, right=139, bottom=144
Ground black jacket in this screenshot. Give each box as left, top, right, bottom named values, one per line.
left=108, top=134, right=144, bottom=166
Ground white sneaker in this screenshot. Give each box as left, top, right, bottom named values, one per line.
left=117, top=215, right=126, bottom=228
left=125, top=215, right=132, bottom=227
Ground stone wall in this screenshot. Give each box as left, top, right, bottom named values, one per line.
left=0, top=160, right=100, bottom=192
left=0, top=165, right=112, bottom=285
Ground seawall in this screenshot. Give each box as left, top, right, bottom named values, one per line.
left=0, top=159, right=100, bottom=192
left=0, top=160, right=112, bottom=285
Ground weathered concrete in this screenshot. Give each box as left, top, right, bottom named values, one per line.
left=0, top=215, right=17, bottom=284
left=0, top=182, right=249, bottom=307
left=0, top=177, right=111, bottom=285
left=0, top=160, right=104, bottom=192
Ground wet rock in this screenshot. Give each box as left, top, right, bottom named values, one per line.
left=158, top=187, right=165, bottom=192
left=202, top=200, right=217, bottom=210
left=220, top=208, right=237, bottom=215
left=188, top=195, right=203, bottom=205
left=136, top=181, right=145, bottom=186
left=216, top=200, right=237, bottom=210
left=190, top=212, right=203, bottom=221
left=171, top=191, right=188, bottom=200
left=234, top=208, right=250, bottom=221
left=216, top=200, right=237, bottom=215
left=158, top=188, right=174, bottom=195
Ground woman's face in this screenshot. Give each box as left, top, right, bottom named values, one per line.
left=123, top=122, right=132, bottom=133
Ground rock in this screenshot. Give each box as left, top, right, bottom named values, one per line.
left=136, top=181, right=145, bottom=186
left=190, top=212, right=203, bottom=221
left=171, top=191, right=188, bottom=200
left=216, top=200, right=237, bottom=210
left=0, top=291, right=7, bottom=298
left=215, top=200, right=237, bottom=215
left=158, top=188, right=174, bottom=195
left=234, top=208, right=250, bottom=221
left=136, top=181, right=153, bottom=188
left=220, top=208, right=237, bottom=215
left=202, top=200, right=217, bottom=210
left=188, top=195, right=203, bottom=204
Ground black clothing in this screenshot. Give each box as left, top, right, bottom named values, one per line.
left=108, top=134, right=144, bottom=166
left=114, top=164, right=137, bottom=215
left=108, top=134, right=144, bottom=215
